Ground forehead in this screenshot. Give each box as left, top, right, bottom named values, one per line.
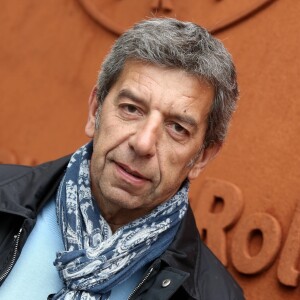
left=116, top=60, right=212, bottom=90
left=111, top=60, right=214, bottom=121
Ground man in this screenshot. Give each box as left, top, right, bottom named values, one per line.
left=0, top=18, right=244, bottom=299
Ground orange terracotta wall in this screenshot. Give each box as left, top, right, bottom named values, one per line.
left=0, top=1, right=299, bottom=299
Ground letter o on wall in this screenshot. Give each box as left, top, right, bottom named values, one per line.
left=231, top=213, right=282, bottom=274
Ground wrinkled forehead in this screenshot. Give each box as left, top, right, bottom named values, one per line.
left=116, top=59, right=214, bottom=95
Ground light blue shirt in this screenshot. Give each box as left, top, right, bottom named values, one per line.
left=0, top=197, right=147, bottom=299
left=0, top=199, right=64, bottom=299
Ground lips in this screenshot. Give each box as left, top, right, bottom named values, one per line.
left=116, top=162, right=149, bottom=181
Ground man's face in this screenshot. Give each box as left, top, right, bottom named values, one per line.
left=86, top=60, right=218, bottom=225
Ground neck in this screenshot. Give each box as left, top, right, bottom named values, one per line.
left=107, top=221, right=122, bottom=233
left=97, top=202, right=153, bottom=233
left=91, top=191, right=153, bottom=233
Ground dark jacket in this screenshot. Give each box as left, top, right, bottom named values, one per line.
left=0, top=157, right=244, bottom=300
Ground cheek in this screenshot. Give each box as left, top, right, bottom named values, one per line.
left=96, top=118, right=128, bottom=146
left=160, top=150, right=185, bottom=183
left=164, top=146, right=196, bottom=179
left=167, top=146, right=186, bottom=166
left=92, top=124, right=134, bottom=168
left=169, top=151, right=179, bottom=165
left=90, top=155, right=103, bottom=188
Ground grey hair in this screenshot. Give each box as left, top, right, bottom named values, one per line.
left=96, top=18, right=238, bottom=147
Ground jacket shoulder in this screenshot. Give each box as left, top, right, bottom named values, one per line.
left=0, top=164, right=32, bottom=185
left=198, top=240, right=245, bottom=300
left=0, top=155, right=70, bottom=187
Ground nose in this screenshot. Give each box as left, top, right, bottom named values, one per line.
left=128, top=113, right=161, bottom=157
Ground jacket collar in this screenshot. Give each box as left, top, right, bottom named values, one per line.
left=160, top=205, right=201, bottom=299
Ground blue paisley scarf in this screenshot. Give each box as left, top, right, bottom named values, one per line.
left=53, top=142, right=189, bottom=299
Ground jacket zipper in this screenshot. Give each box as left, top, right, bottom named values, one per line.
left=127, top=267, right=154, bottom=300
left=0, top=227, right=23, bottom=283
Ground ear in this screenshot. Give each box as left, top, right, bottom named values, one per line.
left=187, top=143, right=222, bottom=180
left=85, top=86, right=99, bottom=138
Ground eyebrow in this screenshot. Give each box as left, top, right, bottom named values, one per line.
left=117, top=88, right=199, bottom=129
left=117, top=89, right=146, bottom=106
left=171, top=113, right=198, bottom=130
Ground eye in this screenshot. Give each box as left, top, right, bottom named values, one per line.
left=167, top=122, right=189, bottom=139
left=120, top=103, right=141, bottom=115
left=123, top=104, right=139, bottom=114
left=118, top=103, right=143, bottom=119
left=173, top=123, right=186, bottom=133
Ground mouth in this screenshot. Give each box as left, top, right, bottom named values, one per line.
left=115, top=162, right=149, bottom=182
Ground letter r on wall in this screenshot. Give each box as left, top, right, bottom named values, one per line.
left=193, top=178, right=244, bottom=266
